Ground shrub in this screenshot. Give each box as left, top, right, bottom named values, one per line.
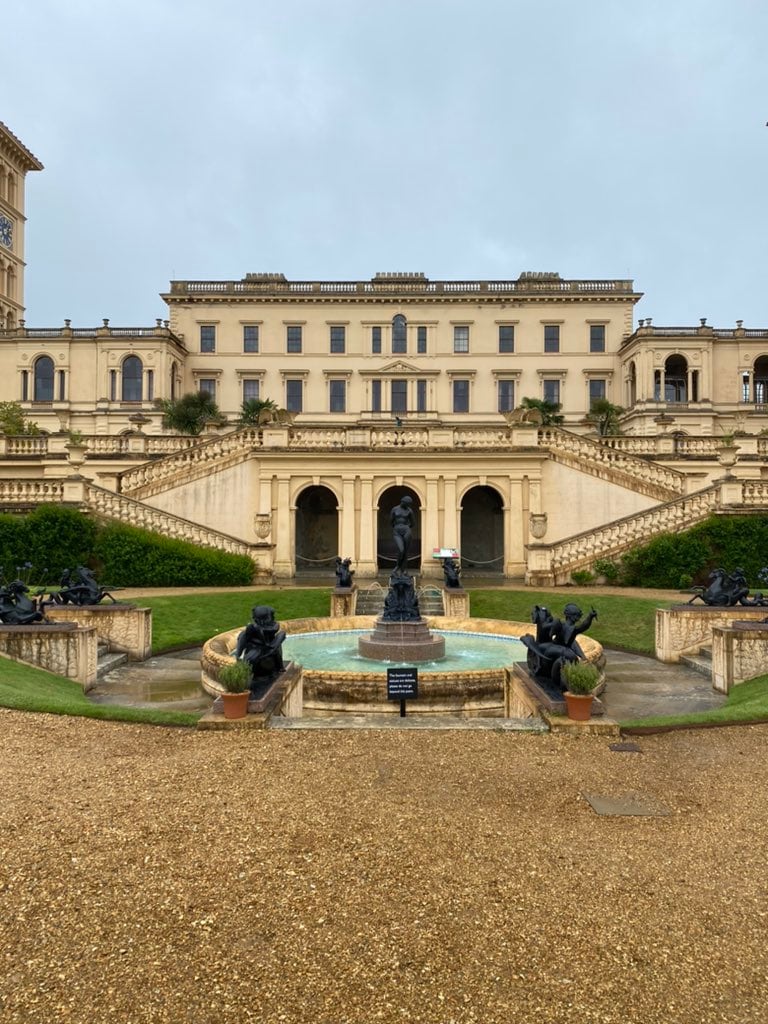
left=592, top=558, right=620, bottom=583
left=0, top=505, right=97, bottom=581
left=94, top=522, right=254, bottom=587
left=571, top=570, right=594, bottom=586
left=562, top=660, right=600, bottom=694
left=620, top=516, right=768, bottom=589
left=218, top=660, right=251, bottom=693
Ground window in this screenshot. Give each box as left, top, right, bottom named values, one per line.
left=543, top=379, right=560, bottom=404
left=498, top=380, right=515, bottom=413
left=146, top=370, right=154, bottom=402
left=590, top=325, right=606, bottom=353
left=589, top=379, right=606, bottom=405
left=330, top=325, right=346, bottom=354
left=199, top=379, right=216, bottom=398
left=417, top=326, right=427, bottom=354
left=286, top=325, right=302, bottom=353
left=417, top=379, right=427, bottom=413
left=243, top=379, right=260, bottom=402
left=499, top=325, right=515, bottom=353
left=453, top=379, right=470, bottom=413
left=544, top=325, right=560, bottom=353
left=391, top=379, right=407, bottom=413
left=371, top=379, right=382, bottom=412
left=122, top=355, right=143, bottom=402
left=329, top=379, right=346, bottom=412
left=33, top=355, right=54, bottom=401
left=58, top=370, right=66, bottom=402
left=200, top=325, right=216, bottom=353
left=392, top=315, right=407, bottom=354
left=453, top=325, right=469, bottom=353
left=20, top=369, right=28, bottom=401
left=109, top=370, right=117, bottom=402
left=286, top=379, right=303, bottom=412
left=371, top=326, right=382, bottom=354
left=243, top=325, right=259, bottom=353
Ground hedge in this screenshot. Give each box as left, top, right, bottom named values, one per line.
left=0, top=505, right=253, bottom=587
left=619, top=515, right=768, bottom=589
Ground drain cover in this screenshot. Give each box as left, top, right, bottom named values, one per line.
left=609, top=741, right=642, bottom=753
left=583, top=792, right=670, bottom=817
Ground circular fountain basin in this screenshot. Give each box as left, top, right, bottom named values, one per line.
left=202, top=615, right=603, bottom=718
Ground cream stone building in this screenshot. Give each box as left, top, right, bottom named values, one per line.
left=1, top=123, right=767, bottom=583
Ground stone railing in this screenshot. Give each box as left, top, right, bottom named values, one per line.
left=84, top=483, right=255, bottom=559
left=2, top=433, right=200, bottom=458
left=740, top=480, right=768, bottom=506
left=0, top=479, right=64, bottom=504
left=527, top=484, right=722, bottom=585
left=119, top=428, right=261, bottom=499
left=538, top=428, right=685, bottom=501
left=3, top=436, right=49, bottom=456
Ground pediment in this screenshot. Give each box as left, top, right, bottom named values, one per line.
left=377, top=360, right=422, bottom=375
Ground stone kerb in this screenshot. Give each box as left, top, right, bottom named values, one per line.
left=0, top=623, right=98, bottom=689
left=656, top=605, right=768, bottom=663
left=711, top=622, right=768, bottom=694
left=45, top=604, right=152, bottom=661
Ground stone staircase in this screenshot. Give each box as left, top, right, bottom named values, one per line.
left=538, top=427, right=686, bottom=502
left=680, top=645, right=713, bottom=679
left=354, top=582, right=445, bottom=617
left=97, top=641, right=128, bottom=679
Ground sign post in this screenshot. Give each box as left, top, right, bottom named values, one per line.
left=387, top=667, right=418, bottom=717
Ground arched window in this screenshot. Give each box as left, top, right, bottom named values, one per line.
left=754, top=357, right=768, bottom=405
left=627, top=361, right=637, bottom=407
left=664, top=355, right=688, bottom=403
left=122, top=355, right=143, bottom=402
left=170, top=360, right=178, bottom=400
left=392, top=314, right=407, bottom=354
left=34, top=355, right=55, bottom=401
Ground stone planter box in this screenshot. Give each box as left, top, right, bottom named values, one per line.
left=712, top=622, right=768, bottom=693
left=0, top=623, right=98, bottom=689
left=656, top=605, right=768, bottom=663
left=45, top=604, right=152, bottom=660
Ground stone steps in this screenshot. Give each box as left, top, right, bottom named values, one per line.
left=680, top=645, right=712, bottom=678
left=97, top=648, right=129, bottom=678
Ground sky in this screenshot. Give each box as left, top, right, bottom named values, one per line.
left=5, top=0, right=768, bottom=328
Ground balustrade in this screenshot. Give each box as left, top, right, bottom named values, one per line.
left=0, top=480, right=64, bottom=501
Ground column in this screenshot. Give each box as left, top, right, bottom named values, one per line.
left=442, top=477, right=459, bottom=550
left=340, top=477, right=356, bottom=561
left=357, top=476, right=377, bottom=576
left=506, top=477, right=525, bottom=575
left=272, top=476, right=294, bottom=578
left=421, top=476, right=441, bottom=578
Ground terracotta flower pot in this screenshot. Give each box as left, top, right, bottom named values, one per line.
left=221, top=690, right=250, bottom=720
left=564, top=691, right=594, bottom=722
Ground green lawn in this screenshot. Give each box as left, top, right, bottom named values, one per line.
left=622, top=673, right=768, bottom=730
left=469, top=589, right=668, bottom=655
left=0, top=656, right=199, bottom=727
left=2, top=587, right=766, bottom=732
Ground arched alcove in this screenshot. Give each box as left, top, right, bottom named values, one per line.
left=294, top=485, right=339, bottom=575
left=377, top=485, right=421, bottom=571
left=460, top=486, right=504, bottom=574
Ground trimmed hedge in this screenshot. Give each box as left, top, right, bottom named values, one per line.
left=0, top=506, right=96, bottom=579
left=0, top=505, right=253, bottom=587
left=94, top=522, right=253, bottom=586
left=620, top=515, right=768, bottom=589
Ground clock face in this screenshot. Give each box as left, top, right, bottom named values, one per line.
left=0, top=215, right=12, bottom=248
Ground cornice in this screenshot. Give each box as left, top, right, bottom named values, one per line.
left=0, top=123, right=44, bottom=172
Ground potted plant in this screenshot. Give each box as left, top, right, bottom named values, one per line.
left=561, top=660, right=600, bottom=721
left=218, top=660, right=251, bottom=720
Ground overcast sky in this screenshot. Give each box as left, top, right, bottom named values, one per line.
left=5, top=0, right=767, bottom=328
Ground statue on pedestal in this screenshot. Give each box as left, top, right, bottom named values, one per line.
left=234, top=605, right=286, bottom=695
left=334, top=557, right=354, bottom=589
left=442, top=558, right=461, bottom=589
left=521, top=603, right=598, bottom=691
left=390, top=496, right=415, bottom=576
left=51, top=566, right=117, bottom=606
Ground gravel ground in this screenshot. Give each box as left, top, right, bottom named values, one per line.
left=2, top=711, right=768, bottom=1024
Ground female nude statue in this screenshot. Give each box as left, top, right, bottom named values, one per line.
left=390, top=496, right=415, bottom=575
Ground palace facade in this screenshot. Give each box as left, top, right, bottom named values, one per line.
left=1, top=122, right=767, bottom=583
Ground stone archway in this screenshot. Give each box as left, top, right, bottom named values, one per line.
left=294, top=485, right=339, bottom=575
left=377, top=485, right=421, bottom=572
left=460, top=485, right=504, bottom=575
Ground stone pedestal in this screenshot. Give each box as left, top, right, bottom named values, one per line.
left=0, top=623, right=98, bottom=689
left=45, top=604, right=151, bottom=660
left=442, top=587, right=469, bottom=618
left=712, top=622, right=768, bottom=693
left=656, top=605, right=768, bottom=662
left=358, top=618, right=445, bottom=662
left=330, top=586, right=358, bottom=618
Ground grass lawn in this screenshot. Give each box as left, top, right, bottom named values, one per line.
left=469, top=589, right=669, bottom=655
left=622, top=673, right=768, bottom=730
left=0, top=656, right=199, bottom=727
left=3, top=587, right=766, bottom=731
left=143, top=588, right=331, bottom=652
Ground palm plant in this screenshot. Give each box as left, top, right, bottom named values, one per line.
left=155, top=392, right=224, bottom=436
left=520, top=396, right=564, bottom=426
left=239, top=397, right=278, bottom=426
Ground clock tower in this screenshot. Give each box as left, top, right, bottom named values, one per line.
left=0, top=121, right=43, bottom=328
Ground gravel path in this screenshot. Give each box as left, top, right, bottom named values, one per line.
left=2, top=710, right=767, bottom=1023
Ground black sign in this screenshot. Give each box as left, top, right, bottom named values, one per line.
left=387, top=667, right=419, bottom=701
